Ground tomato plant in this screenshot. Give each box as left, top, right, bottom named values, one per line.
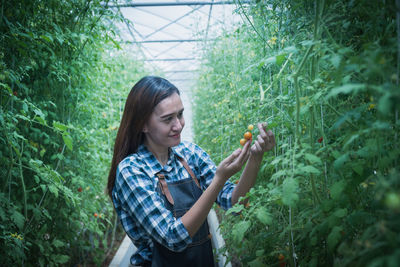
left=194, top=0, right=399, bottom=266
left=0, top=1, right=148, bottom=265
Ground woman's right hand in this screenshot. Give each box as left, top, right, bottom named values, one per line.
left=215, top=140, right=251, bottom=181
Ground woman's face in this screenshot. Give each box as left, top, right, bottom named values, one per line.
left=143, top=92, right=185, bottom=150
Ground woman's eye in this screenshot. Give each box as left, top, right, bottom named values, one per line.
left=178, top=112, right=183, bottom=118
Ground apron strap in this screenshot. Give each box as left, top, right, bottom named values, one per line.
left=156, top=156, right=201, bottom=206
left=156, top=173, right=175, bottom=205
left=178, top=157, right=201, bottom=189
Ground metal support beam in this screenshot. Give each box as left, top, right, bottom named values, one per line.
left=164, top=70, right=199, bottom=73
left=144, top=5, right=202, bottom=39
left=145, top=58, right=197, bottom=61
left=134, top=7, right=192, bottom=31
left=108, top=1, right=251, bottom=8
left=124, top=39, right=212, bottom=43
left=168, top=79, right=195, bottom=81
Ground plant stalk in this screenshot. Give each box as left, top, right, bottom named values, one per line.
left=19, top=141, right=27, bottom=223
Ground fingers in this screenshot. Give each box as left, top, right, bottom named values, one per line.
left=218, top=144, right=250, bottom=179
left=234, top=140, right=250, bottom=164
left=225, top=148, right=242, bottom=164
left=268, top=130, right=276, bottom=147
left=251, top=122, right=276, bottom=153
left=251, top=140, right=262, bottom=153
left=258, top=122, right=267, bottom=136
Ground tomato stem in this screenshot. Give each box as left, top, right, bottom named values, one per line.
left=19, top=141, right=28, bottom=225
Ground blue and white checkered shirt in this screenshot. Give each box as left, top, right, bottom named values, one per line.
left=112, top=141, right=235, bottom=265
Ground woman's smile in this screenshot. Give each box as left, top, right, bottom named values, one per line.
left=170, top=132, right=181, bottom=138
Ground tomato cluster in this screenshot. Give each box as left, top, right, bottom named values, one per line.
left=240, top=124, right=254, bottom=146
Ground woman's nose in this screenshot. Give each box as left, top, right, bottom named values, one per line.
left=172, top=117, right=183, bottom=131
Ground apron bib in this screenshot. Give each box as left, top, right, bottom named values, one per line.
left=151, top=157, right=215, bottom=267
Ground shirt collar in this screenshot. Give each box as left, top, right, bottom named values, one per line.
left=137, top=143, right=184, bottom=177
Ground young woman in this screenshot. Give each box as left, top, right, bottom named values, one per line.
left=107, top=76, right=275, bottom=267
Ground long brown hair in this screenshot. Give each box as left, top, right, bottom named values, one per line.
left=107, top=76, right=180, bottom=199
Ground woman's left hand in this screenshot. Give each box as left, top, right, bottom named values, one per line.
left=250, top=123, right=276, bottom=158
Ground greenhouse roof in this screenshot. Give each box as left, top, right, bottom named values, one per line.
left=111, top=0, right=247, bottom=86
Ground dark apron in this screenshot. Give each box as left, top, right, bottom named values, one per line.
left=152, top=157, right=215, bottom=267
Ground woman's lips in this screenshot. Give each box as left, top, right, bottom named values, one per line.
left=170, top=133, right=180, bottom=138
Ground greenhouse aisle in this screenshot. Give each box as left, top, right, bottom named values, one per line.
left=109, top=84, right=231, bottom=267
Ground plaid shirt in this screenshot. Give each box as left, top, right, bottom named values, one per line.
left=112, top=141, right=235, bottom=265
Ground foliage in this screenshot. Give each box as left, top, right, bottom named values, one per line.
left=194, top=0, right=400, bottom=266
left=0, top=0, right=147, bottom=265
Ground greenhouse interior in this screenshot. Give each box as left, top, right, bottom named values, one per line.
left=1, top=0, right=399, bottom=266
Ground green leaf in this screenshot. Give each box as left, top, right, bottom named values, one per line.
left=276, top=53, right=286, bottom=66
left=271, top=169, right=287, bottom=180
left=40, top=184, right=46, bottom=193
left=11, top=210, right=25, bottom=230
left=13, top=131, right=27, bottom=141
left=48, top=184, right=58, bottom=198
left=283, top=46, right=297, bottom=53
left=256, top=249, right=265, bottom=257
left=330, top=54, right=341, bottom=68
left=22, top=102, right=28, bottom=113
left=40, top=34, right=53, bottom=43
left=0, top=82, right=12, bottom=94
left=326, top=83, right=366, bottom=98
left=52, top=239, right=65, bottom=248
left=352, top=164, right=363, bottom=176
left=35, top=116, right=46, bottom=125
left=232, top=221, right=251, bottom=243
left=305, top=153, right=322, bottom=164
left=343, top=134, right=359, bottom=149
left=226, top=204, right=244, bottom=215
left=299, top=165, right=321, bottom=175
left=109, top=36, right=122, bottom=50
left=333, top=153, right=349, bottom=170
left=282, top=178, right=299, bottom=207
left=331, top=150, right=341, bottom=159
left=330, top=180, right=346, bottom=200
left=263, top=56, right=277, bottom=66
left=255, top=208, right=272, bottom=225
left=333, top=208, right=348, bottom=218
left=327, top=226, right=343, bottom=251
left=53, top=254, right=69, bottom=264
left=15, top=114, right=30, bottom=121
left=62, top=133, right=73, bottom=151
left=33, top=108, right=45, bottom=119
left=300, top=40, right=314, bottom=46
left=53, top=121, right=68, bottom=132
left=10, top=142, right=21, bottom=158
left=248, top=258, right=264, bottom=267
left=378, top=93, right=392, bottom=115
left=42, top=208, right=52, bottom=220
left=0, top=207, right=5, bottom=221
left=371, top=121, right=391, bottom=130
left=300, top=104, right=310, bottom=115
left=261, top=53, right=287, bottom=67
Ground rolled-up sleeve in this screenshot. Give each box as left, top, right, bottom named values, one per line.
left=115, top=163, right=192, bottom=252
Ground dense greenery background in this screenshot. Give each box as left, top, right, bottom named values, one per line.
left=0, top=0, right=148, bottom=265
left=194, top=0, right=399, bottom=266
left=2, top=0, right=399, bottom=266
